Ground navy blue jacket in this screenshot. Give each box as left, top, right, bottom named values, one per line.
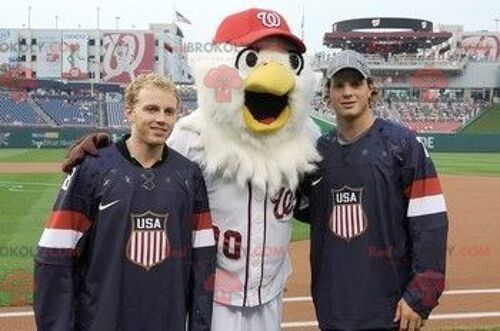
left=34, top=137, right=216, bottom=331
left=296, top=118, right=448, bottom=330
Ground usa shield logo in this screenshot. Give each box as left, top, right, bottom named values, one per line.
left=330, top=186, right=367, bottom=241
left=126, top=211, right=170, bottom=270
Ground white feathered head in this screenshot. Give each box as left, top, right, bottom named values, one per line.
left=178, top=8, right=321, bottom=194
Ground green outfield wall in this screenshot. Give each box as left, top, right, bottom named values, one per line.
left=311, top=118, right=500, bottom=152
left=0, top=124, right=498, bottom=152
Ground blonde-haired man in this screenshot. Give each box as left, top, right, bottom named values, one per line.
left=34, top=73, right=216, bottom=331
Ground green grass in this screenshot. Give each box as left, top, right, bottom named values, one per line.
left=461, top=104, right=500, bottom=134
left=431, top=152, right=500, bottom=176
left=0, top=148, right=66, bottom=163
left=291, top=220, right=310, bottom=242
left=0, top=173, right=63, bottom=306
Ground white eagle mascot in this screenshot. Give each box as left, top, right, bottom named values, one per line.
left=168, top=8, right=321, bottom=330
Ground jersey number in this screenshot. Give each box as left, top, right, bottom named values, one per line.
left=61, top=167, right=76, bottom=191
left=214, top=226, right=242, bottom=260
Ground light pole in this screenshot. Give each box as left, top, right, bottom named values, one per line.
left=495, top=18, right=500, bottom=32
left=28, top=6, right=32, bottom=29
left=96, top=7, right=100, bottom=30
left=115, top=16, right=121, bottom=30
left=55, top=15, right=59, bottom=29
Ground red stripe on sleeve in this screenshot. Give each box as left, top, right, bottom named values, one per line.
left=404, top=177, right=442, bottom=199
left=46, top=210, right=92, bottom=232
left=192, top=212, right=213, bottom=230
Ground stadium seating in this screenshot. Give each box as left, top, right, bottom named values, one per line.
left=403, top=120, right=463, bottom=133
left=1, top=83, right=489, bottom=135
left=311, top=96, right=490, bottom=133
left=34, top=97, right=99, bottom=126
left=0, top=93, right=49, bottom=125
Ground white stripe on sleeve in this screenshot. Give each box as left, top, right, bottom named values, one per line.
left=407, top=194, right=447, bottom=218
left=192, top=228, right=215, bottom=248
left=38, top=228, right=84, bottom=249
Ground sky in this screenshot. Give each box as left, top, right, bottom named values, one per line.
left=1, top=0, right=499, bottom=53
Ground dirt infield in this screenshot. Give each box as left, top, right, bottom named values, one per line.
left=0, top=163, right=61, bottom=173
left=1, top=174, right=499, bottom=330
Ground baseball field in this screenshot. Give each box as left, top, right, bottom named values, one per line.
left=0, top=148, right=499, bottom=330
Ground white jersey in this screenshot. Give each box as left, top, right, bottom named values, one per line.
left=168, top=126, right=293, bottom=307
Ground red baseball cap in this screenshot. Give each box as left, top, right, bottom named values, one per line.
left=213, top=8, right=306, bottom=53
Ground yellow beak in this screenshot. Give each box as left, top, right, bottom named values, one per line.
left=245, top=62, right=295, bottom=96
left=242, top=62, right=295, bottom=133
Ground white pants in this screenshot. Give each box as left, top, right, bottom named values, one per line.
left=211, top=294, right=283, bottom=331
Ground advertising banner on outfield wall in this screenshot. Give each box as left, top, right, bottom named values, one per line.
left=0, top=127, right=128, bottom=148
left=62, top=32, right=88, bottom=79
left=0, top=30, right=19, bottom=68
left=101, top=32, right=155, bottom=84
left=36, top=32, right=62, bottom=78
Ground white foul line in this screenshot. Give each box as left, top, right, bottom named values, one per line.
left=283, top=296, right=311, bottom=302
left=0, top=180, right=59, bottom=187
left=445, top=288, right=500, bottom=295
left=0, top=311, right=33, bottom=318
left=429, top=312, right=500, bottom=320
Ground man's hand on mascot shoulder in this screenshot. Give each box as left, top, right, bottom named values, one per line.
left=61, top=133, right=111, bottom=173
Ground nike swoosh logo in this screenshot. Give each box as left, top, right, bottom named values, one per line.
left=98, top=200, right=120, bottom=211
left=312, top=177, right=323, bottom=186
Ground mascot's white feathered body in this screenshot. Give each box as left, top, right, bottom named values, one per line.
left=168, top=8, right=320, bottom=330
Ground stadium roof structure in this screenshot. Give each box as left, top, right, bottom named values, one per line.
left=323, top=18, right=452, bottom=54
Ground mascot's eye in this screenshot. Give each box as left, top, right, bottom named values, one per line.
left=235, top=48, right=260, bottom=70
left=246, top=52, right=258, bottom=67
left=289, top=53, right=304, bottom=75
